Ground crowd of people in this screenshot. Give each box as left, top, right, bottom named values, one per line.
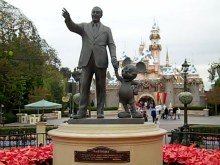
left=160, top=106, right=181, bottom=120
left=135, top=100, right=181, bottom=127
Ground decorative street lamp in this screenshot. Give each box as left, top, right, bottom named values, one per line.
left=0, top=104, right=4, bottom=125
left=72, top=67, right=81, bottom=92
left=68, top=74, right=76, bottom=117
left=178, top=59, right=193, bottom=145
left=182, top=59, right=190, bottom=91
left=182, top=59, right=190, bottom=126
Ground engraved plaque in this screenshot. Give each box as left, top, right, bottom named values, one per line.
left=75, top=146, right=130, bottom=163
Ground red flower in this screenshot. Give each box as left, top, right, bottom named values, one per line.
left=0, top=144, right=53, bottom=165
left=163, top=144, right=220, bottom=165
left=1, top=143, right=220, bottom=165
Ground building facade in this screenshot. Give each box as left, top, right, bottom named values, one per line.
left=91, top=21, right=205, bottom=109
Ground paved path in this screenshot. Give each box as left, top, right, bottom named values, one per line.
left=45, top=113, right=220, bottom=131
left=45, top=114, right=220, bottom=144
left=3, top=112, right=219, bottom=145
left=158, top=115, right=220, bottom=132
left=4, top=111, right=220, bottom=133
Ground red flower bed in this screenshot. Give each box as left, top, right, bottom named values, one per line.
left=163, top=144, right=220, bottom=165
left=0, top=144, right=53, bottom=165
left=1, top=144, right=220, bottom=165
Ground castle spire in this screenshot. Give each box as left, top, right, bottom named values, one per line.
left=139, top=38, right=145, bottom=55
left=166, top=48, right=170, bottom=67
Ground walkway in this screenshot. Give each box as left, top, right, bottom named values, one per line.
left=3, top=111, right=220, bottom=133
left=45, top=112, right=220, bottom=132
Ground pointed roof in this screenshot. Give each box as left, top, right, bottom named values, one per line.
left=151, top=18, right=160, bottom=31
left=25, top=99, right=62, bottom=109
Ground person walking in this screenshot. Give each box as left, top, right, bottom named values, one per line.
left=62, top=7, right=119, bottom=119
left=143, top=110, right=148, bottom=122
left=177, top=107, right=181, bottom=119
left=151, top=106, right=157, bottom=123
left=173, top=107, right=177, bottom=120
left=144, top=101, right=148, bottom=111
left=164, top=106, right=169, bottom=119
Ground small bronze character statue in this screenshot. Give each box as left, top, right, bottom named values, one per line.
left=62, top=7, right=118, bottom=119
left=115, top=65, right=143, bottom=118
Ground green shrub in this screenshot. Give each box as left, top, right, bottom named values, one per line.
left=88, top=106, right=118, bottom=111
left=178, top=106, right=206, bottom=110
left=208, top=106, right=216, bottom=116
left=0, top=126, right=36, bottom=135
left=0, top=125, right=58, bottom=135
left=189, top=124, right=220, bottom=133
left=3, top=112, right=17, bottom=124
left=178, top=106, right=218, bottom=116
left=105, top=107, right=118, bottom=110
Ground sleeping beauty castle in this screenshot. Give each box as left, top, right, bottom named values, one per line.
left=91, top=21, right=206, bottom=108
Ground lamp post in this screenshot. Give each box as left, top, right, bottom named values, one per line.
left=205, top=97, right=208, bottom=109
left=178, top=59, right=193, bottom=145
left=182, top=59, right=190, bottom=127
left=0, top=104, right=3, bottom=124
left=68, top=74, right=76, bottom=117
left=72, top=67, right=81, bottom=93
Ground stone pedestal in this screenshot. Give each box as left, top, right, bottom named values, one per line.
left=48, top=122, right=166, bottom=165
left=203, top=109, right=209, bottom=117
left=36, top=122, right=47, bottom=146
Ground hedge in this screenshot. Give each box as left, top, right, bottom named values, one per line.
left=88, top=106, right=118, bottom=111
left=0, top=125, right=58, bottom=135
left=189, top=124, right=220, bottom=133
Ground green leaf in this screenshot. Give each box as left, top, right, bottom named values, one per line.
left=8, top=50, right=13, bottom=56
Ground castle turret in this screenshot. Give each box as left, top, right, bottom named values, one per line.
left=138, top=41, right=145, bottom=55
left=149, top=20, right=162, bottom=73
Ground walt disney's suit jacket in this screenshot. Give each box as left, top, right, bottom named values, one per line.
left=65, top=19, right=116, bottom=69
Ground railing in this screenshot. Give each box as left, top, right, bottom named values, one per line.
left=168, top=131, right=220, bottom=149
left=0, top=133, right=52, bottom=149
left=1, top=131, right=219, bottom=150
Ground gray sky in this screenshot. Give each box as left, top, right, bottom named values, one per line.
left=5, top=0, right=220, bottom=89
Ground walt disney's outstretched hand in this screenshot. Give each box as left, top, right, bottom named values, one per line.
left=62, top=8, right=70, bottom=20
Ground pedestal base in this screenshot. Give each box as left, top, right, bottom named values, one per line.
left=67, top=118, right=144, bottom=124
left=48, top=123, right=166, bottom=165
left=36, top=122, right=47, bottom=146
